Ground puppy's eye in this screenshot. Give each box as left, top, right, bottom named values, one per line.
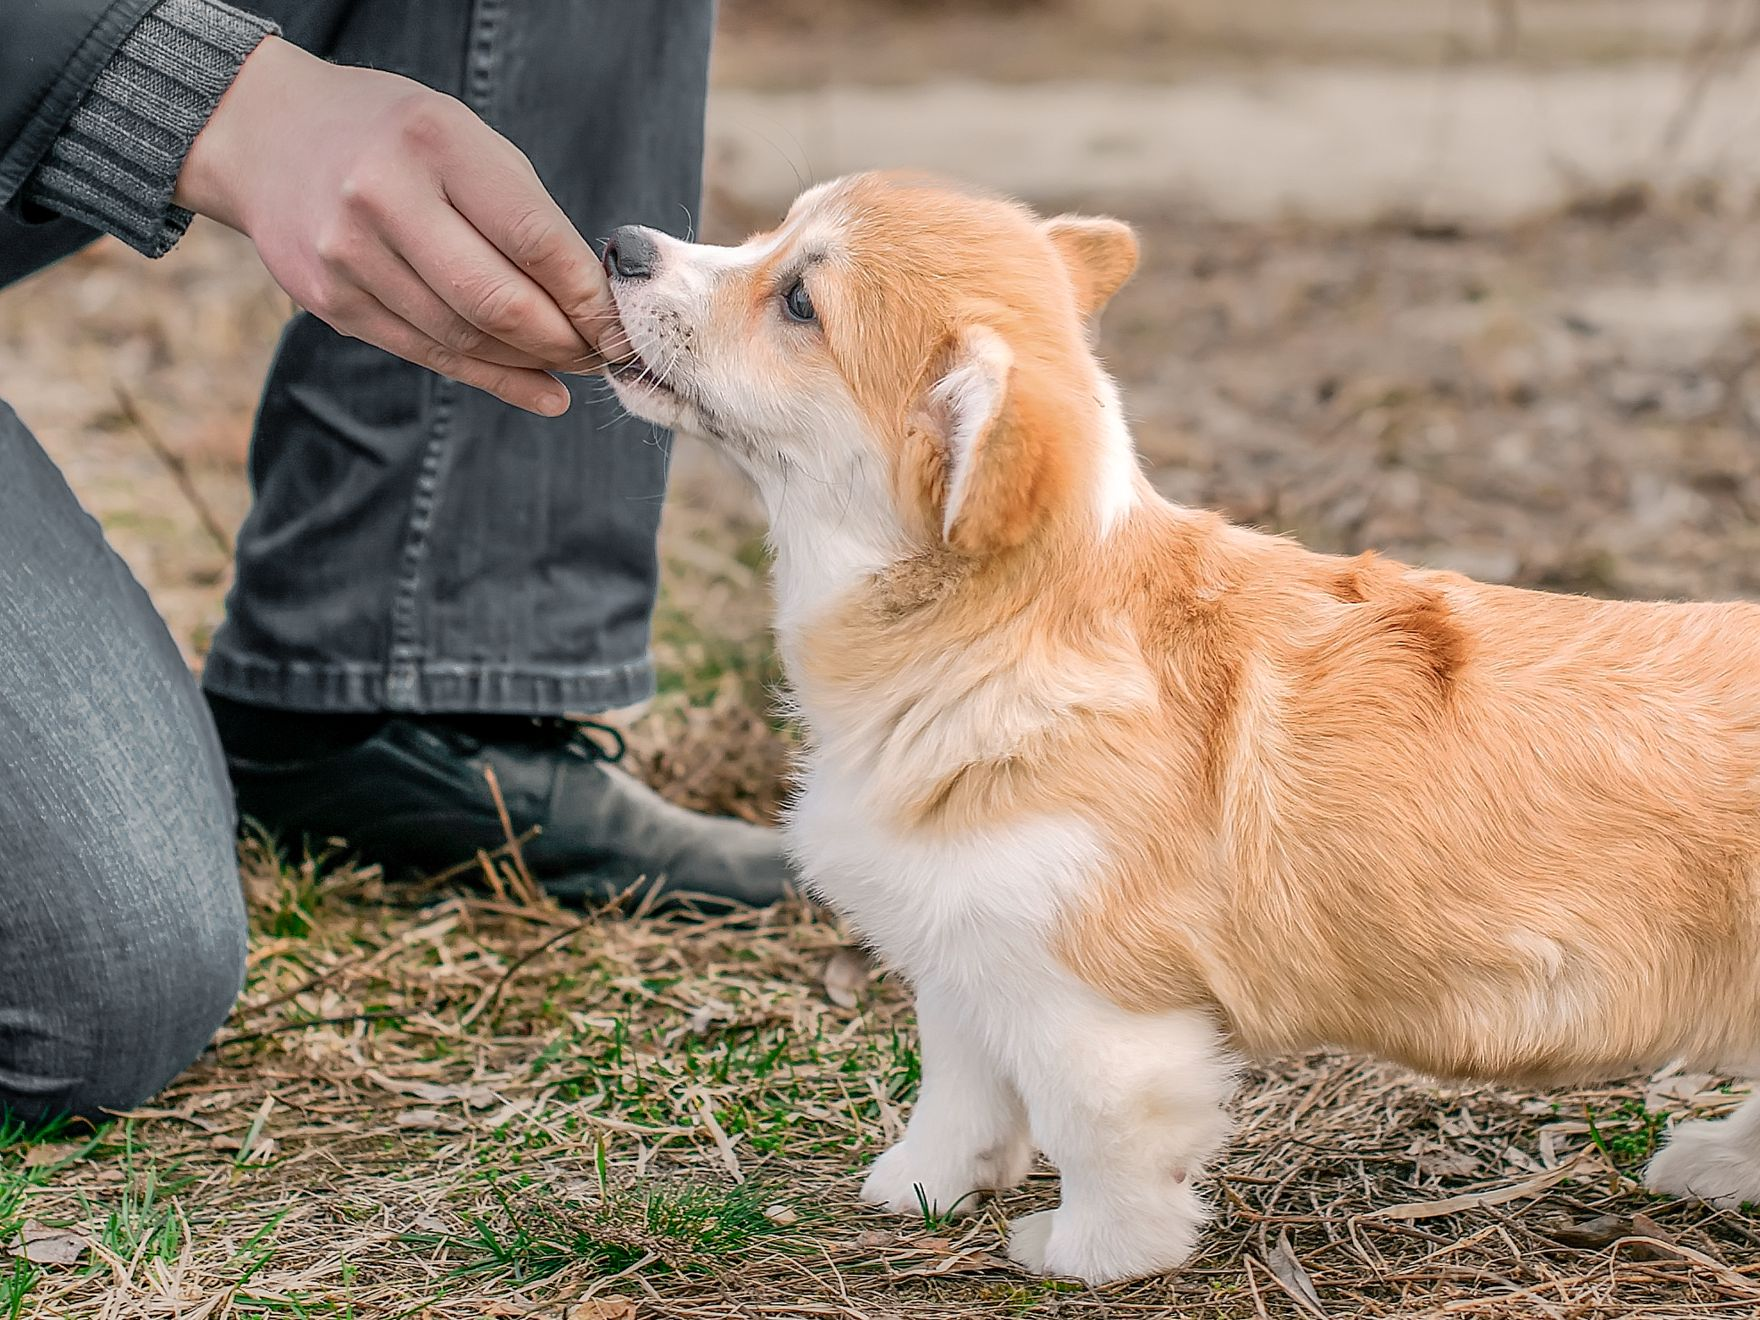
left=782, top=278, right=816, bottom=324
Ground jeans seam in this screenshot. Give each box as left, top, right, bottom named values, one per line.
left=385, top=378, right=455, bottom=708
left=466, top=0, right=506, bottom=109
left=384, top=0, right=506, bottom=710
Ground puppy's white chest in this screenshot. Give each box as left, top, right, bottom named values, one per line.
left=785, top=760, right=1105, bottom=981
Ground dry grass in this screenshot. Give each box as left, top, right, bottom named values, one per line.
left=6, top=844, right=1760, bottom=1318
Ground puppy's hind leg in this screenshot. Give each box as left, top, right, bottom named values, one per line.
left=1646, top=1090, right=1760, bottom=1208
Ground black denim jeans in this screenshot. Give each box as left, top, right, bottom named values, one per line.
left=0, top=0, right=711, bottom=1123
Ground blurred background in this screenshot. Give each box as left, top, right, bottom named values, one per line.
left=3, top=0, right=1759, bottom=800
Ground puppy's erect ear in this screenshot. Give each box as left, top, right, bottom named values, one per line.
left=1043, top=215, right=1138, bottom=323
left=926, top=324, right=1049, bottom=556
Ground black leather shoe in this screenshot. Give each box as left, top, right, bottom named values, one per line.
left=223, top=716, right=793, bottom=908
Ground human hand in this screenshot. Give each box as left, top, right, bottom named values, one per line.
left=174, top=36, right=628, bottom=416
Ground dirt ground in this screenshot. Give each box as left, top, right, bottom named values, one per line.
left=5, top=6, right=1760, bottom=1318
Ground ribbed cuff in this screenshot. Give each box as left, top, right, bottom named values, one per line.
left=23, top=0, right=277, bottom=258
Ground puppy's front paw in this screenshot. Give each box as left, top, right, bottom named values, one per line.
left=861, top=1136, right=1025, bottom=1219
left=1005, top=1209, right=1057, bottom=1273
left=1005, top=1206, right=1199, bottom=1285
left=860, top=1142, right=947, bottom=1217
left=1646, top=1118, right=1760, bottom=1208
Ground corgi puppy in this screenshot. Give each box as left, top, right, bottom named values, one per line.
left=602, top=173, right=1760, bottom=1284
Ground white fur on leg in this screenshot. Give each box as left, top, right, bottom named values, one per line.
left=861, top=985, right=1033, bottom=1218
left=1646, top=1092, right=1760, bottom=1208
left=791, top=781, right=1226, bottom=1278
left=1005, top=1210, right=1057, bottom=1272
left=1004, top=1001, right=1234, bottom=1284
left=1005, top=1151, right=1207, bottom=1283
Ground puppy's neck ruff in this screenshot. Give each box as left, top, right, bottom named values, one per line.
left=761, top=384, right=1142, bottom=632
left=749, top=441, right=909, bottom=649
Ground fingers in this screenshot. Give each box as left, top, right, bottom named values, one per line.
left=439, top=144, right=631, bottom=361
left=343, top=243, right=592, bottom=373
left=323, top=292, right=572, bottom=415
left=313, top=97, right=625, bottom=378
left=377, top=199, right=600, bottom=371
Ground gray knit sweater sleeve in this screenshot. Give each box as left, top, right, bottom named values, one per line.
left=23, top=0, right=277, bottom=258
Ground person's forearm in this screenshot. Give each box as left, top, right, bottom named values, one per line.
left=22, top=0, right=275, bottom=257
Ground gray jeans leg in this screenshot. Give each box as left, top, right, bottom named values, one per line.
left=202, top=0, right=715, bottom=715
left=0, top=404, right=246, bottom=1126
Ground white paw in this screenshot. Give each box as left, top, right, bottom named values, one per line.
left=1005, top=1209, right=1057, bottom=1273
left=1004, top=1207, right=1199, bottom=1285
left=860, top=1139, right=1017, bottom=1219
left=1646, top=1118, right=1760, bottom=1208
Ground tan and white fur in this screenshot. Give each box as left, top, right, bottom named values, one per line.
left=603, top=173, right=1760, bottom=1284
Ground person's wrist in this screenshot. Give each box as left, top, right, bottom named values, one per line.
left=173, top=34, right=304, bottom=230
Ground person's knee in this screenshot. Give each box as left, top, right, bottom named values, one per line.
left=84, top=846, right=246, bottom=1117
left=1, top=834, right=246, bottom=1127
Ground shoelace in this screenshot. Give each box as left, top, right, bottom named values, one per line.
left=531, top=717, right=627, bottom=764
left=437, top=715, right=626, bottom=763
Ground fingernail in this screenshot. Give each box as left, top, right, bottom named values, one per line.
left=539, top=391, right=569, bottom=417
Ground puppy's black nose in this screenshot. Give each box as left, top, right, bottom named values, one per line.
left=603, top=226, right=658, bottom=280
